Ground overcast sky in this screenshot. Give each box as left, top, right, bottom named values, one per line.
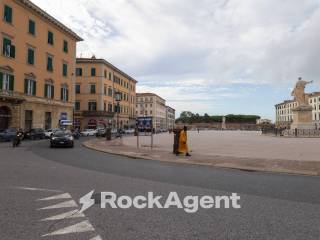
left=33, top=0, right=320, bottom=120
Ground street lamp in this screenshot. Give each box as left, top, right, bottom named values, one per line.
left=115, top=91, right=122, bottom=137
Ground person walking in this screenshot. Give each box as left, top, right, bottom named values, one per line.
left=178, top=126, right=191, bottom=156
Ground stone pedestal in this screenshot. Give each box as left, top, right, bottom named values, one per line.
left=291, top=105, right=315, bottom=130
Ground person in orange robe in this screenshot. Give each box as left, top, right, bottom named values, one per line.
left=178, top=126, right=191, bottom=156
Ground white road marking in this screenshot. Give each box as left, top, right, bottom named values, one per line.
left=90, top=235, right=103, bottom=240
left=40, top=209, right=85, bottom=221
left=16, top=186, right=62, bottom=193
left=41, top=220, right=95, bottom=237
left=37, top=193, right=72, bottom=201
left=38, top=200, right=78, bottom=210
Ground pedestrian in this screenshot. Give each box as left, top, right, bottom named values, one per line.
left=178, top=126, right=191, bottom=157
left=197, top=128, right=199, bottom=133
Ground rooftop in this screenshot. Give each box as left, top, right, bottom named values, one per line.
left=136, top=92, right=166, bottom=102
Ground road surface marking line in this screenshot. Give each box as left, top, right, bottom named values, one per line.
left=37, top=193, right=72, bottom=201
left=38, top=200, right=78, bottom=210
left=40, top=209, right=85, bottom=221
left=90, top=235, right=103, bottom=240
left=16, top=186, right=62, bottom=193
left=41, top=220, right=95, bottom=237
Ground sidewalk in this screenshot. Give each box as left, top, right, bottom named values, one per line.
left=83, top=138, right=320, bottom=176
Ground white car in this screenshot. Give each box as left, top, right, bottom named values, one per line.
left=44, top=129, right=59, bottom=138
left=81, top=129, right=97, bottom=136
left=125, top=129, right=135, bottom=134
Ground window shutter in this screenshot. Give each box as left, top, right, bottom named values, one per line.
left=3, top=38, right=11, bottom=55
left=0, top=72, right=3, bottom=90
left=9, top=75, right=14, bottom=91
left=44, top=84, right=48, bottom=97
left=51, top=85, right=54, bottom=99
left=10, top=45, right=15, bottom=58
left=24, top=79, right=28, bottom=94
left=66, top=89, right=69, bottom=101
left=32, top=81, right=36, bottom=96
left=60, top=88, right=63, bottom=100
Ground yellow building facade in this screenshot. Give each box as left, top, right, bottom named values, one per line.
left=0, top=0, right=82, bottom=130
left=75, top=57, right=137, bottom=130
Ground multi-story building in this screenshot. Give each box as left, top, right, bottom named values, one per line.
left=275, top=92, right=320, bottom=128
left=75, top=57, right=137, bottom=130
left=0, top=0, right=82, bottom=130
left=136, top=93, right=167, bottom=131
left=166, top=106, right=175, bottom=130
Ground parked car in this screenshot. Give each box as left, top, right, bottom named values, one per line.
left=0, top=128, right=17, bottom=142
left=44, top=128, right=59, bottom=138
left=96, top=128, right=106, bottom=137
left=24, top=128, right=45, bottom=140
left=50, top=130, right=74, bottom=148
left=80, top=129, right=97, bottom=136
left=124, top=129, right=135, bottom=134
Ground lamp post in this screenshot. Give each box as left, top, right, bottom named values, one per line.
left=115, top=91, right=121, bottom=137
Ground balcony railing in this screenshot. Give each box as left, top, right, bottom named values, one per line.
left=82, top=110, right=115, bottom=117
left=0, top=89, right=25, bottom=102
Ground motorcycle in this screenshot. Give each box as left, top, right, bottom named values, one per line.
left=12, top=132, right=23, bottom=147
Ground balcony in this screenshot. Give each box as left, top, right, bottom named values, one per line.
left=82, top=110, right=114, bottom=117
left=0, top=90, right=25, bottom=103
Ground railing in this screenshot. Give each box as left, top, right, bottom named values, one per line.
left=82, top=111, right=114, bottom=117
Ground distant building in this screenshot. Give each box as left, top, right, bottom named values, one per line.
left=136, top=93, right=168, bottom=131
left=75, top=57, right=137, bottom=130
left=256, top=119, right=272, bottom=125
left=166, top=106, right=175, bottom=130
left=275, top=92, right=320, bottom=128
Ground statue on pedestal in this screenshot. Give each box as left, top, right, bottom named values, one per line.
left=291, top=77, right=313, bottom=106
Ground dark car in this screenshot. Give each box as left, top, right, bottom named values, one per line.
left=50, top=130, right=74, bottom=148
left=24, top=128, right=45, bottom=140
left=0, top=128, right=17, bottom=142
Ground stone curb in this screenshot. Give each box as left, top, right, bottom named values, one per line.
left=83, top=139, right=320, bottom=177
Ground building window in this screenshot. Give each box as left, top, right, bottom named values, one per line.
left=3, top=5, right=12, bottom=23
left=60, top=86, right=69, bottom=101
left=44, top=84, right=54, bottom=99
left=104, top=70, right=107, bottom=78
left=0, top=72, right=14, bottom=91
left=28, top=20, right=35, bottom=35
left=63, top=40, right=68, bottom=53
left=27, top=48, right=34, bottom=65
left=44, top=112, right=52, bottom=130
left=104, top=102, right=106, bottom=111
left=75, top=101, right=80, bottom=111
left=88, top=101, right=97, bottom=111
left=48, top=31, right=54, bottom=45
left=75, top=84, right=80, bottom=94
left=108, top=103, right=113, bottom=112
left=62, top=63, right=68, bottom=76
left=2, top=37, right=15, bottom=58
left=109, top=72, right=112, bottom=80
left=24, top=79, right=36, bottom=96
left=90, top=84, right=96, bottom=94
left=108, top=88, right=113, bottom=96
left=47, top=55, right=53, bottom=71
left=76, top=68, right=82, bottom=76
left=91, top=68, right=96, bottom=76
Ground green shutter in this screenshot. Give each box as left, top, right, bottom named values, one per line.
left=66, top=89, right=69, bottom=101
left=10, top=45, right=15, bottom=58
left=60, top=88, right=63, bottom=100
left=0, top=72, right=3, bottom=90
left=4, top=5, right=12, bottom=23
left=9, top=75, right=14, bottom=91
left=44, top=84, right=48, bottom=97
left=32, top=81, right=36, bottom=96
left=51, top=85, right=54, bottom=99
left=29, top=20, right=35, bottom=35
left=28, top=49, right=34, bottom=65
left=48, top=31, right=54, bottom=45
left=24, top=79, right=28, bottom=94
left=63, top=40, right=68, bottom=53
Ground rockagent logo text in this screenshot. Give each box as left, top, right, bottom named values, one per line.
left=80, top=191, right=241, bottom=213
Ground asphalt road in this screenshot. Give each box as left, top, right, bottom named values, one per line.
left=0, top=138, right=320, bottom=240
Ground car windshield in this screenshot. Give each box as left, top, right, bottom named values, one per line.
left=53, top=131, right=71, bottom=137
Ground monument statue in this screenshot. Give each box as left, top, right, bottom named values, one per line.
left=291, top=77, right=313, bottom=106
left=290, top=78, right=315, bottom=130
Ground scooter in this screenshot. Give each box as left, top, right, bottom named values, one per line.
left=12, top=132, right=23, bottom=147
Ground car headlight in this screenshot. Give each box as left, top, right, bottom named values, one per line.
left=52, top=137, right=57, bottom=140
left=68, top=136, right=74, bottom=141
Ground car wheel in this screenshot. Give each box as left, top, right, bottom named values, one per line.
left=50, top=143, right=54, bottom=148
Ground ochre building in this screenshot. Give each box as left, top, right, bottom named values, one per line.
left=75, top=57, right=137, bottom=130
left=0, top=0, right=82, bottom=130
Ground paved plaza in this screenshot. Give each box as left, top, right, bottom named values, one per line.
left=124, top=130, right=320, bottom=162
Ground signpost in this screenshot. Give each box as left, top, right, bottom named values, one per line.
left=136, top=117, right=153, bottom=149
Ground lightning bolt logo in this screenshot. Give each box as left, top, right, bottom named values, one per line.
left=79, top=190, right=95, bottom=213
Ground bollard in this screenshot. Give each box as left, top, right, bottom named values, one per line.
left=295, top=128, right=298, bottom=137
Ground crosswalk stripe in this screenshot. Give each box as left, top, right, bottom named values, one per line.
left=38, top=200, right=78, bottom=210
left=90, top=235, right=103, bottom=240
left=16, top=186, right=62, bottom=193
left=37, top=193, right=72, bottom=201
left=41, top=220, right=95, bottom=237
left=40, top=209, right=85, bottom=221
